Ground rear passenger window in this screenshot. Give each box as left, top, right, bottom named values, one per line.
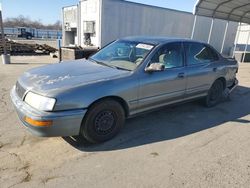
left=185, top=43, right=219, bottom=65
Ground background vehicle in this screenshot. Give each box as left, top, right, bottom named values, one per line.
left=4, top=27, right=34, bottom=39
left=17, top=27, right=33, bottom=39
left=10, top=37, right=238, bottom=143
left=4, top=27, right=62, bottom=39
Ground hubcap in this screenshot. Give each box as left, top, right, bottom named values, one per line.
left=94, top=110, right=116, bottom=135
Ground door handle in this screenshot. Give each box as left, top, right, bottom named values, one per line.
left=213, top=67, right=217, bottom=72
left=178, top=73, right=185, bottom=78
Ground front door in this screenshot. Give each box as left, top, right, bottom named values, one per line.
left=138, top=42, right=187, bottom=112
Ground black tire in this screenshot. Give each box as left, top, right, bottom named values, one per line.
left=205, top=80, right=224, bottom=107
left=80, top=100, right=125, bottom=143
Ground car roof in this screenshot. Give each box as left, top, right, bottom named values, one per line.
left=121, top=36, right=203, bottom=45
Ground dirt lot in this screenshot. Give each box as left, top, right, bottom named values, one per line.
left=0, top=56, right=250, bottom=188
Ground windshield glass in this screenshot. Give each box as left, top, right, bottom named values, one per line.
left=90, top=40, right=155, bottom=71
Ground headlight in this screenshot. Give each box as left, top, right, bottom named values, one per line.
left=24, top=92, right=56, bottom=111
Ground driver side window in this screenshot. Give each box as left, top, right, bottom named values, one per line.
left=151, top=42, right=183, bottom=69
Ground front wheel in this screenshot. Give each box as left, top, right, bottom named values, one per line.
left=205, top=80, right=224, bottom=107
left=80, top=100, right=125, bottom=143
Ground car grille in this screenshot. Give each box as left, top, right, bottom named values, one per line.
left=15, top=81, right=26, bottom=100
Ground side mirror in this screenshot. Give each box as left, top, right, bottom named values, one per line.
left=145, top=63, right=165, bottom=73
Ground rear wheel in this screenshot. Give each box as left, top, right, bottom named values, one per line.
left=205, top=80, right=224, bottom=107
left=80, top=99, right=125, bottom=143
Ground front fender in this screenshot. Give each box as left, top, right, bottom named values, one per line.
left=53, top=75, right=139, bottom=112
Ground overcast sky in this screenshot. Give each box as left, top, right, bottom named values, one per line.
left=1, top=0, right=197, bottom=24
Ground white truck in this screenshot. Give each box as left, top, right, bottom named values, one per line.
left=62, top=0, right=238, bottom=57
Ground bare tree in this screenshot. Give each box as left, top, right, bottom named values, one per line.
left=3, top=15, right=62, bottom=30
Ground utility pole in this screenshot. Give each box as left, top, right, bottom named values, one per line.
left=0, top=3, right=10, bottom=64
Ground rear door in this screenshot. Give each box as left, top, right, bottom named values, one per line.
left=184, top=42, right=220, bottom=97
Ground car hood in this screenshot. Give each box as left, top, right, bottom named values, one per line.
left=18, top=60, right=131, bottom=94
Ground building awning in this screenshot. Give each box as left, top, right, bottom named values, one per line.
left=194, top=0, right=250, bottom=24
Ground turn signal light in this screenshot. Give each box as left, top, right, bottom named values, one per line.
left=24, top=116, right=53, bottom=127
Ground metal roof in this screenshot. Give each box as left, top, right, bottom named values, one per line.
left=194, top=0, right=250, bottom=24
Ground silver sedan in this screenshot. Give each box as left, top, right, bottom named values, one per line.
left=10, top=37, right=238, bottom=143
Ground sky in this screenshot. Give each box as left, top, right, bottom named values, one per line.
left=0, top=0, right=197, bottom=24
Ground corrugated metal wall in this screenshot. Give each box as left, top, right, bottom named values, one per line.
left=80, top=0, right=101, bottom=47
left=63, top=6, right=78, bottom=28
left=101, top=0, right=194, bottom=45
left=191, top=16, right=238, bottom=54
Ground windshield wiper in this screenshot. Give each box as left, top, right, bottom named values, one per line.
left=89, top=58, right=115, bottom=69
left=113, top=66, right=131, bottom=71
left=89, top=58, right=130, bottom=71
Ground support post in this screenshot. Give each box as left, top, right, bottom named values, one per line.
left=191, top=15, right=197, bottom=39
left=208, top=18, right=214, bottom=44
left=57, top=39, right=62, bottom=62
left=233, top=23, right=241, bottom=58
left=0, top=7, right=10, bottom=64
left=242, top=30, right=250, bottom=63
left=221, top=21, right=229, bottom=54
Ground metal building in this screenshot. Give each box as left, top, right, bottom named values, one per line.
left=62, top=0, right=239, bottom=56
left=194, top=0, right=250, bottom=61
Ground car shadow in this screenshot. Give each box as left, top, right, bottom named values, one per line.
left=63, top=85, right=250, bottom=152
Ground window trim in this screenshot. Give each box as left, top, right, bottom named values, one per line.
left=204, top=44, right=220, bottom=62
left=146, top=42, right=185, bottom=71
left=184, top=42, right=219, bottom=66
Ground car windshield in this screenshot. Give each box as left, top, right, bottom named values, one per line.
left=90, top=40, right=155, bottom=71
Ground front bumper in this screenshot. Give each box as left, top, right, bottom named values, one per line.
left=10, top=87, right=87, bottom=137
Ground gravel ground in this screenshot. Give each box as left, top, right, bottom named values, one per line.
left=0, top=57, right=250, bottom=188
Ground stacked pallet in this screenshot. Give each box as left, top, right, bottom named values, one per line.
left=32, top=44, right=57, bottom=54
left=9, top=40, right=35, bottom=54
left=0, top=38, right=58, bottom=55
left=0, top=38, right=11, bottom=54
